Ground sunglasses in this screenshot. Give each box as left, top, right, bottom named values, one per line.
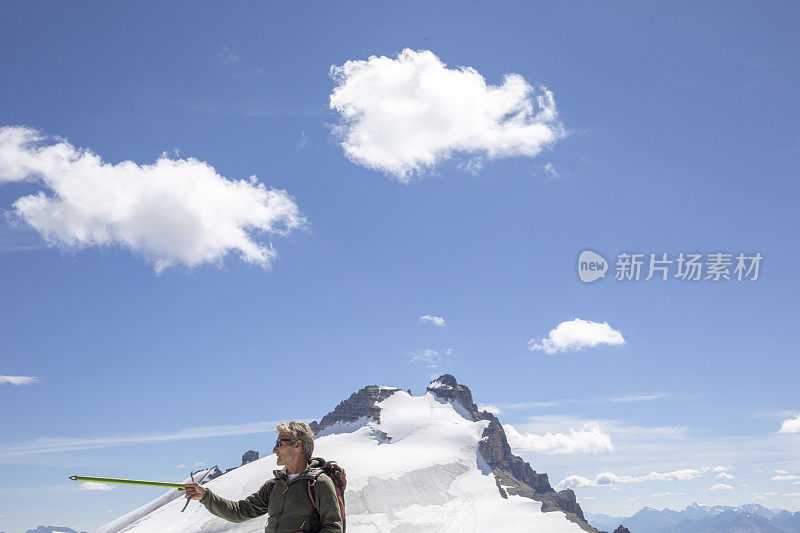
left=274, top=438, right=294, bottom=448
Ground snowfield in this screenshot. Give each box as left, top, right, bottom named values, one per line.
left=102, top=391, right=586, bottom=532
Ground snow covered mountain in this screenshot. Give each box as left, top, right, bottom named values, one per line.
left=98, top=375, right=605, bottom=533
left=587, top=502, right=800, bottom=532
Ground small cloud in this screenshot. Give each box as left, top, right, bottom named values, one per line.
left=409, top=349, right=441, bottom=368
left=778, top=414, right=800, bottom=433
left=329, top=49, right=564, bottom=181
left=478, top=404, right=502, bottom=415
left=459, top=158, right=484, bottom=175
left=717, top=472, right=735, bottom=479
left=297, top=130, right=311, bottom=149
left=557, top=466, right=725, bottom=490
left=177, top=464, right=188, bottom=469
left=771, top=474, right=800, bottom=481
left=408, top=347, right=453, bottom=369
left=784, top=492, right=800, bottom=497
left=529, top=318, right=625, bottom=354
left=541, top=161, right=559, bottom=178
left=709, top=484, right=733, bottom=491
left=0, top=375, right=39, bottom=385
left=504, top=422, right=613, bottom=455
left=219, top=44, right=239, bottom=64
left=775, top=469, right=789, bottom=474
left=765, top=491, right=779, bottom=496
left=80, top=482, right=115, bottom=491
left=419, top=315, right=446, bottom=327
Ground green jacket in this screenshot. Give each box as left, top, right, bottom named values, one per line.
left=200, top=458, right=343, bottom=533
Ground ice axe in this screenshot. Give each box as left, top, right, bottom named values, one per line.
left=69, top=466, right=216, bottom=512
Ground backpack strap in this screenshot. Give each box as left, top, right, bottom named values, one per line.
left=267, top=478, right=278, bottom=502
left=307, top=479, right=319, bottom=512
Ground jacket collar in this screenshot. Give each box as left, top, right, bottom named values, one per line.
left=273, top=457, right=325, bottom=482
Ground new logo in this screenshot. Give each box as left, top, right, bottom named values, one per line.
left=578, top=250, right=608, bottom=283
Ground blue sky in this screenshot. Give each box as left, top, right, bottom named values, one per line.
left=1, top=1, right=799, bottom=530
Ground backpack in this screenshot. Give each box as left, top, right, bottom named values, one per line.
left=307, top=458, right=346, bottom=532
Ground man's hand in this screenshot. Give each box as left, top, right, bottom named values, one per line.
left=181, top=482, right=206, bottom=500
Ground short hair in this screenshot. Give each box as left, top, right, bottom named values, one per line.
left=276, top=420, right=315, bottom=463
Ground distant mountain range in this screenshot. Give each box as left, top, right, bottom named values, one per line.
left=587, top=502, right=800, bottom=532
left=22, top=527, right=85, bottom=533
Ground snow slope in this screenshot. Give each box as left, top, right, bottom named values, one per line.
left=103, top=391, right=586, bottom=532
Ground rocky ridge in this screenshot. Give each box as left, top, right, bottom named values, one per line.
left=425, top=374, right=601, bottom=533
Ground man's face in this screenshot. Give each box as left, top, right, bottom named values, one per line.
left=273, top=432, right=302, bottom=466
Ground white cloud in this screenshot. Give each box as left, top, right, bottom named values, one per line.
left=709, top=484, right=733, bottom=491
left=557, top=466, right=724, bottom=489
left=784, top=492, right=800, bottom=497
left=80, top=482, right=115, bottom=491
left=778, top=414, right=800, bottom=433
left=504, top=422, right=613, bottom=454
left=0, top=419, right=281, bottom=460
left=543, top=162, right=559, bottom=178
left=0, top=375, right=39, bottom=385
left=498, top=392, right=668, bottom=411
left=529, top=318, right=625, bottom=354
left=775, top=469, right=789, bottom=474
left=0, top=126, right=306, bottom=272
left=771, top=474, right=800, bottom=481
left=419, top=315, right=446, bottom=327
left=219, top=44, right=239, bottom=64
left=329, top=49, right=564, bottom=181
left=409, top=348, right=453, bottom=369
left=717, top=472, right=735, bottom=479
left=478, top=404, right=502, bottom=415
left=508, top=414, right=688, bottom=443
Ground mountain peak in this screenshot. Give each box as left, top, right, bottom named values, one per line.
left=423, top=375, right=597, bottom=533
left=309, top=384, right=400, bottom=434
left=429, top=373, right=459, bottom=388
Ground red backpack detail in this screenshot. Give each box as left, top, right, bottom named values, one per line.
left=307, top=458, right=346, bottom=532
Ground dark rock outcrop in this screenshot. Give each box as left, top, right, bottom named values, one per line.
left=204, top=465, right=224, bottom=481
left=612, top=526, right=631, bottom=533
left=426, top=374, right=601, bottom=533
left=241, top=449, right=259, bottom=466
left=310, top=385, right=400, bottom=434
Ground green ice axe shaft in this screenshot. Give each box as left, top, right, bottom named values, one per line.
left=69, top=475, right=186, bottom=489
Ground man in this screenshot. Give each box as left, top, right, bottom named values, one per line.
left=182, top=420, right=342, bottom=533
